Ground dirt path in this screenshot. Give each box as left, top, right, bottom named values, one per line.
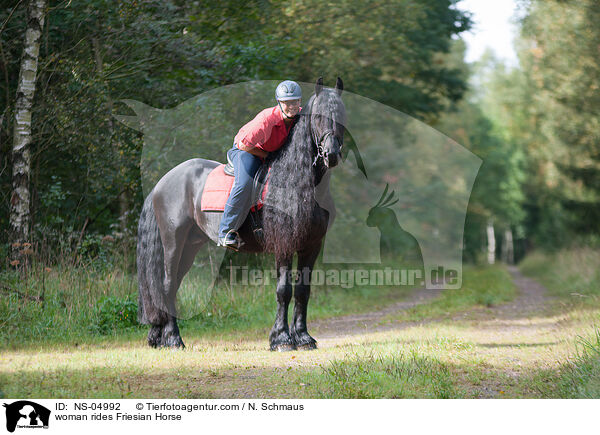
left=312, top=287, right=442, bottom=339
left=492, top=265, right=550, bottom=317
left=229, top=265, right=567, bottom=398
left=312, top=266, right=553, bottom=343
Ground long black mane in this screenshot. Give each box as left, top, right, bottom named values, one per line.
left=262, top=87, right=345, bottom=257
left=262, top=95, right=318, bottom=257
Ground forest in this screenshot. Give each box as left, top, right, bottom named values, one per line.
left=1, top=0, right=599, bottom=400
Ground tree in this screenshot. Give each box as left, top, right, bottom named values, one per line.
left=0, top=0, right=475, bottom=268
left=8, top=0, right=47, bottom=263
left=491, top=0, right=600, bottom=247
left=435, top=47, right=526, bottom=263
left=267, top=0, right=472, bottom=120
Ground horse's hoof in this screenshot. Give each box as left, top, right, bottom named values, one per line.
left=291, top=331, right=317, bottom=350
left=297, top=341, right=317, bottom=351
left=161, top=335, right=186, bottom=349
left=270, top=343, right=297, bottom=352
left=169, top=340, right=186, bottom=350
left=147, top=326, right=162, bottom=348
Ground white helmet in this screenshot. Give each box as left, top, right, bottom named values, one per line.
left=275, top=80, right=302, bottom=101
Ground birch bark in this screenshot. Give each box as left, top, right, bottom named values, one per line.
left=9, top=0, right=47, bottom=261
left=486, top=220, right=495, bottom=265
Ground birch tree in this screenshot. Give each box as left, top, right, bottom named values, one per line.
left=9, top=0, right=47, bottom=262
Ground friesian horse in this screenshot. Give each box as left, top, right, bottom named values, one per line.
left=136, top=77, right=345, bottom=351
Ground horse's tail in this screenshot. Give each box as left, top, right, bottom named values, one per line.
left=137, top=191, right=168, bottom=325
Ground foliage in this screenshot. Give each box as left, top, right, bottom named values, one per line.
left=385, top=265, right=515, bottom=322
left=0, top=251, right=421, bottom=349
left=0, top=0, right=473, bottom=265
left=557, top=330, right=600, bottom=398
left=90, top=295, right=138, bottom=335
left=268, top=0, right=472, bottom=120
left=519, top=246, right=600, bottom=398
left=519, top=247, right=600, bottom=303
left=436, top=66, right=527, bottom=261
left=479, top=0, right=600, bottom=247
left=0, top=0, right=288, bottom=257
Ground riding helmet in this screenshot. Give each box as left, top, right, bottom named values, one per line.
left=275, top=80, right=302, bottom=101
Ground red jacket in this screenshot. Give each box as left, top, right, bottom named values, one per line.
left=234, top=106, right=299, bottom=152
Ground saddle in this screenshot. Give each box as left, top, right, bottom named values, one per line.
left=200, top=157, right=270, bottom=214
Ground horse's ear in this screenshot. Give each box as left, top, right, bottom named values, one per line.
left=335, top=77, right=343, bottom=96
left=315, top=77, right=323, bottom=96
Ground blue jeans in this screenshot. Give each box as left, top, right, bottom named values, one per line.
left=218, top=145, right=263, bottom=238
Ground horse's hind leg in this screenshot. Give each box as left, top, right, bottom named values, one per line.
left=155, top=219, right=193, bottom=349
left=291, top=242, right=321, bottom=350
left=161, top=236, right=207, bottom=348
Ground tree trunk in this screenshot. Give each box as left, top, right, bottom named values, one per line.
left=9, top=0, right=48, bottom=262
left=486, top=220, right=495, bottom=265
left=502, top=227, right=514, bottom=264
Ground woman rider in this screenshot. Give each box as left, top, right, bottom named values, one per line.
left=217, top=80, right=302, bottom=250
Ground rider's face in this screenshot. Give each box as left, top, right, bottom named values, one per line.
left=279, top=99, right=301, bottom=118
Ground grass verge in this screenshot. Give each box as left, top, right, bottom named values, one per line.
left=0, top=254, right=418, bottom=350
left=520, top=247, right=600, bottom=398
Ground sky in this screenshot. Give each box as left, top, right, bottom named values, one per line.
left=456, top=0, right=521, bottom=67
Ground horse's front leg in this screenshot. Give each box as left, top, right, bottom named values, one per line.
left=269, top=256, right=296, bottom=351
left=291, top=242, right=320, bottom=350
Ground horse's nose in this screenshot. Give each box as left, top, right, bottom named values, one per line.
left=326, top=151, right=341, bottom=168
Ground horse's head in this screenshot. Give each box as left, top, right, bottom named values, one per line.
left=309, top=77, right=346, bottom=168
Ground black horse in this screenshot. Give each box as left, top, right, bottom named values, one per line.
left=137, top=77, right=345, bottom=351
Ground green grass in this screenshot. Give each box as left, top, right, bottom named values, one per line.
left=0, top=254, right=418, bottom=350
left=552, top=329, right=600, bottom=398
left=1, top=255, right=539, bottom=399
left=520, top=247, right=600, bottom=398
left=0, top=264, right=140, bottom=349
left=520, top=248, right=600, bottom=301
left=0, top=262, right=525, bottom=399
left=299, top=350, right=460, bottom=398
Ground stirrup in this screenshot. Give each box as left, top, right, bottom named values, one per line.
left=218, top=230, right=245, bottom=251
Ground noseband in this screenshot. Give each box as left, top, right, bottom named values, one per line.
left=311, top=128, right=337, bottom=166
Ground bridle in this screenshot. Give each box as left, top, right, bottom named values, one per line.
left=306, top=97, right=343, bottom=167
left=311, top=128, right=337, bottom=166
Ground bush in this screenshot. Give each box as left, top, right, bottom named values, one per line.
left=90, top=295, right=139, bottom=335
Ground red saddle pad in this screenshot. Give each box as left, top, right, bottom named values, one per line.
left=200, top=164, right=268, bottom=212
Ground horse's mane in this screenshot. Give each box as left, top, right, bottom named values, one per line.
left=262, top=95, right=318, bottom=257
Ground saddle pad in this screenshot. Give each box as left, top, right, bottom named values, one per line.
left=200, top=164, right=268, bottom=212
